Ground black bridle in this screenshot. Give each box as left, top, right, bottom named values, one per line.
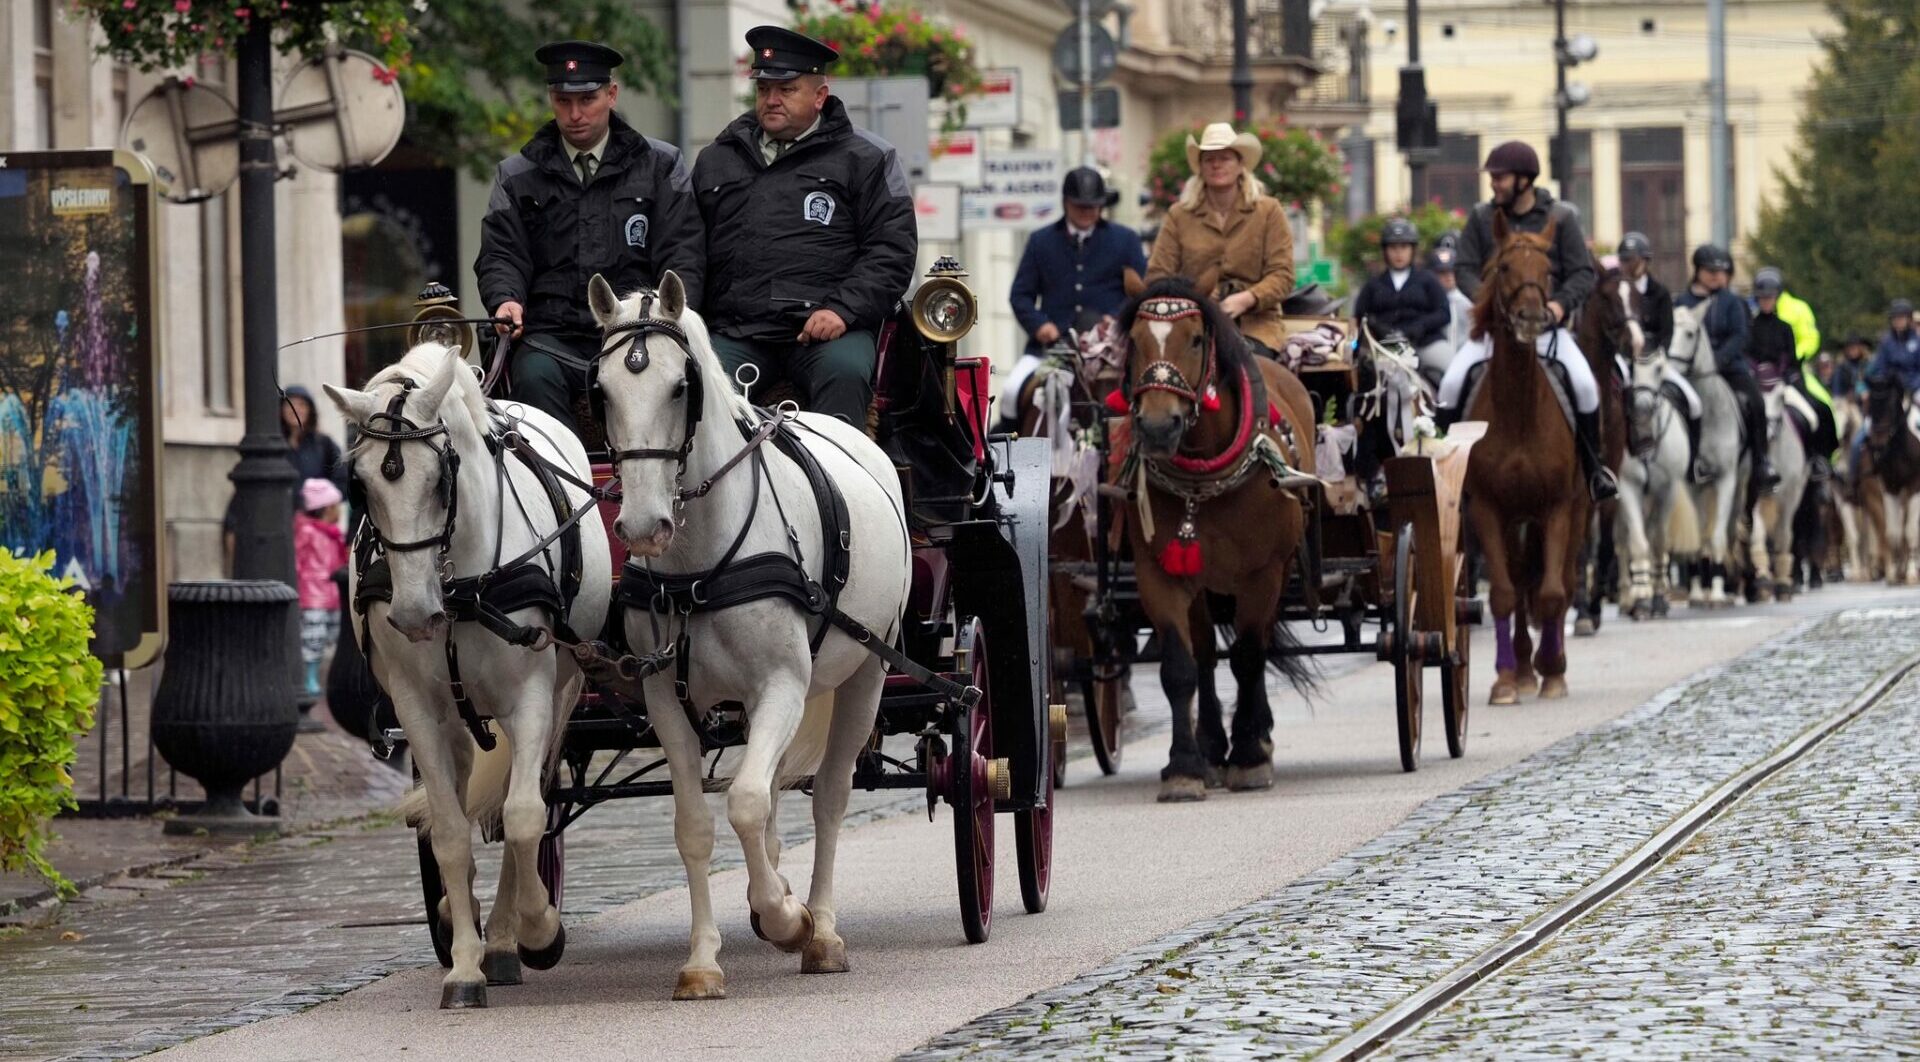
left=595, top=292, right=705, bottom=476
left=357, top=379, right=461, bottom=560
left=1482, top=237, right=1557, bottom=340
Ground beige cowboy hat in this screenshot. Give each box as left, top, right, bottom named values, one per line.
left=1186, top=122, right=1262, bottom=173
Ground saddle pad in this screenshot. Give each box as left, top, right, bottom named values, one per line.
left=1461, top=355, right=1575, bottom=430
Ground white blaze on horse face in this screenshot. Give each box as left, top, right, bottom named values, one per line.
left=1147, top=320, right=1173, bottom=349
left=605, top=311, right=690, bottom=557
left=1617, top=277, right=1645, bottom=358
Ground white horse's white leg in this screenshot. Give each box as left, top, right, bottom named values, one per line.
left=1904, top=492, right=1920, bottom=583
left=1709, top=475, right=1737, bottom=605
left=403, top=702, right=488, bottom=1007
left=800, top=656, right=885, bottom=975
left=1616, top=479, right=1652, bottom=616
left=644, top=681, right=725, bottom=1000
left=729, top=674, right=812, bottom=951
left=482, top=844, right=520, bottom=981
left=497, top=679, right=562, bottom=963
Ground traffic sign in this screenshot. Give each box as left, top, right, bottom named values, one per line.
left=1058, top=87, right=1121, bottom=131
left=1052, top=22, right=1118, bottom=86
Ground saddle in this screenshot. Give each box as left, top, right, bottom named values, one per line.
left=1461, top=352, right=1576, bottom=430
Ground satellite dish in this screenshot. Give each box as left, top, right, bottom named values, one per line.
left=121, top=79, right=240, bottom=203
left=278, top=48, right=406, bottom=173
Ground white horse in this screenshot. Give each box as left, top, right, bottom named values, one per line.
left=1666, top=304, right=1749, bottom=606
left=586, top=270, right=911, bottom=1001
left=1616, top=345, right=1691, bottom=618
left=324, top=346, right=612, bottom=1009
left=1832, top=394, right=1878, bottom=579
left=1749, top=376, right=1812, bottom=600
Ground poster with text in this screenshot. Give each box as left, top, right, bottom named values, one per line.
left=960, top=151, right=1063, bottom=231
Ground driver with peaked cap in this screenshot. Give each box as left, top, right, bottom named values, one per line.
left=475, top=39, right=706, bottom=434
left=691, top=25, right=918, bottom=425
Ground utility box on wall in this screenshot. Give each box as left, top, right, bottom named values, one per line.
left=833, top=77, right=933, bottom=185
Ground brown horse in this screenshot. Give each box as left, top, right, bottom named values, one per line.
left=1463, top=214, right=1590, bottom=703
left=1117, top=277, right=1319, bottom=801
left=1570, top=265, right=1641, bottom=633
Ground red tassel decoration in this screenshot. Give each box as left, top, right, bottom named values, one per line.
left=1269, top=401, right=1284, bottom=425
left=1201, top=386, right=1222, bottom=412
left=1104, top=389, right=1131, bottom=415
left=1157, top=511, right=1204, bottom=576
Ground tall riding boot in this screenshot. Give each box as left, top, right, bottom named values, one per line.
left=1433, top=405, right=1458, bottom=434
left=1686, top=413, right=1711, bottom=483
left=1576, top=410, right=1619, bottom=502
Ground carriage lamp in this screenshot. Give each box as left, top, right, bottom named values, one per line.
left=912, top=257, right=978, bottom=344
left=406, top=281, right=477, bottom=362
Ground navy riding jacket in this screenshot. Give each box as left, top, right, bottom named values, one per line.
left=1352, top=268, right=1452, bottom=348
left=1008, top=218, right=1146, bottom=355
left=1674, top=286, right=1751, bottom=377
left=1870, top=327, right=1920, bottom=391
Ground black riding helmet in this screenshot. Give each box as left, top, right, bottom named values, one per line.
left=1380, top=217, right=1420, bottom=248
left=1890, top=298, right=1914, bottom=318
left=1618, top=231, right=1652, bottom=261
left=1753, top=267, right=1784, bottom=297
left=1428, top=246, right=1457, bottom=273
left=1482, top=140, right=1541, bottom=178
left=1691, top=243, right=1733, bottom=273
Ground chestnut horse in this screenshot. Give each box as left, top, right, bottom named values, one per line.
left=1462, top=215, right=1590, bottom=703
left=1571, top=266, right=1641, bottom=634
left=1116, top=278, right=1319, bottom=801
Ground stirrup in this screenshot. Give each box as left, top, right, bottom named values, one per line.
left=1589, top=467, right=1619, bottom=502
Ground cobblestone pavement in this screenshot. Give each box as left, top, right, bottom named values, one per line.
left=1386, top=655, right=1920, bottom=1058
left=905, top=608, right=1920, bottom=1059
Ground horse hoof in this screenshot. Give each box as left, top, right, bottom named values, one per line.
left=801, top=935, right=850, bottom=974
left=1157, top=776, right=1208, bottom=803
left=1574, top=617, right=1597, bottom=637
left=1204, top=765, right=1228, bottom=789
left=673, top=968, right=727, bottom=1000
left=439, top=980, right=487, bottom=1010
left=1225, top=762, right=1275, bottom=791
left=1515, top=674, right=1540, bottom=695
left=1650, top=597, right=1671, bottom=617
left=752, top=902, right=815, bottom=954
left=516, top=922, right=566, bottom=971
left=481, top=951, right=522, bottom=986
left=1490, top=680, right=1519, bottom=706
left=1539, top=676, right=1570, bottom=700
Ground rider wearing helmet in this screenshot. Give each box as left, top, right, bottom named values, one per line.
left=1869, top=298, right=1920, bottom=392
left=1439, top=140, right=1614, bottom=501
left=1353, top=217, right=1454, bottom=381
left=1751, top=267, right=1839, bottom=472
left=1429, top=244, right=1474, bottom=350
left=1675, top=244, right=1778, bottom=495
left=1617, top=232, right=1707, bottom=477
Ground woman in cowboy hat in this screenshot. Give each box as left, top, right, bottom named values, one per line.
left=1145, top=121, right=1294, bottom=357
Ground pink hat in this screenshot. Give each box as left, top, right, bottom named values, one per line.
left=301, top=477, right=344, bottom=513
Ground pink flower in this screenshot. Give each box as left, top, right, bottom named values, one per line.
left=174, top=0, right=189, bottom=10
left=122, top=0, right=136, bottom=8
left=182, top=74, right=197, bottom=86
left=234, top=5, right=248, bottom=15
left=371, top=64, right=397, bottom=85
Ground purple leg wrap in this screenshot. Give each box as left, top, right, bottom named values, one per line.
left=1495, top=615, right=1516, bottom=672
left=1540, top=618, right=1563, bottom=664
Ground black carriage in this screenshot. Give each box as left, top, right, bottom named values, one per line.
left=395, top=258, right=1057, bottom=960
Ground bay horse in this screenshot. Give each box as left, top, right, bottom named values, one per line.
left=1461, top=213, right=1589, bottom=703
left=585, top=271, right=911, bottom=999
left=1862, top=377, right=1920, bottom=583
left=324, top=345, right=614, bottom=1008
left=1115, top=277, right=1319, bottom=801
left=1571, top=266, right=1641, bottom=633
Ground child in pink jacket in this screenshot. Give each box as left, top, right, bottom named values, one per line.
left=294, top=478, right=349, bottom=697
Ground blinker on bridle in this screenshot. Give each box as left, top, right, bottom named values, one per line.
left=597, top=289, right=704, bottom=476
left=357, top=377, right=462, bottom=556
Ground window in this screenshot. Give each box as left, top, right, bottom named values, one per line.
left=32, top=0, right=54, bottom=149
left=1426, top=133, right=1481, bottom=213
left=1561, top=130, right=1593, bottom=227
left=201, top=199, right=234, bottom=412
left=1619, top=127, right=1686, bottom=289
left=1341, top=136, right=1375, bottom=221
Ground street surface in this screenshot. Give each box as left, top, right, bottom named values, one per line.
left=5, top=585, right=1915, bottom=1061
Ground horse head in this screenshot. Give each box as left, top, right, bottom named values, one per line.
left=1596, top=268, right=1645, bottom=360
left=1666, top=303, right=1714, bottom=381
left=1120, top=277, right=1237, bottom=456
left=1626, top=343, right=1669, bottom=458
left=1866, top=375, right=1910, bottom=452
left=1474, top=212, right=1557, bottom=346
left=588, top=269, right=741, bottom=558
left=324, top=345, right=481, bottom=642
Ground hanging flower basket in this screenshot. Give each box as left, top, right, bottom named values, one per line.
left=783, top=1, right=983, bottom=130
left=70, top=0, right=413, bottom=74
left=1144, top=119, right=1345, bottom=216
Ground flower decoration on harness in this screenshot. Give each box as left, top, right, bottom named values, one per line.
left=1110, top=297, right=1223, bottom=416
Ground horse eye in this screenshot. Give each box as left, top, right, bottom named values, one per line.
left=673, top=378, right=689, bottom=399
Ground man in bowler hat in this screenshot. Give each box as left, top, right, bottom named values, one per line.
left=690, top=26, right=918, bottom=424
left=475, top=40, right=706, bottom=433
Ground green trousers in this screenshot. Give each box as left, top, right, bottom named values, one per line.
left=708, top=331, right=876, bottom=426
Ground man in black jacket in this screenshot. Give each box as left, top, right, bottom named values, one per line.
left=475, top=40, right=707, bottom=432
left=1675, top=244, right=1778, bottom=495
left=691, top=26, right=918, bottom=425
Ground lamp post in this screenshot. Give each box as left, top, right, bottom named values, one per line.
left=1230, top=0, right=1253, bottom=124
left=1551, top=1, right=1597, bottom=210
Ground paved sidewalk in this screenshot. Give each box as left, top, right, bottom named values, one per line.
left=905, top=608, right=1920, bottom=1059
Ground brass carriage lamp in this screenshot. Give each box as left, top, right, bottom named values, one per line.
left=911, top=256, right=979, bottom=411
left=406, top=281, right=478, bottom=363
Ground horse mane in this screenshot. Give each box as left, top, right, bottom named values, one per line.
left=363, top=343, right=490, bottom=436
left=1119, top=276, right=1257, bottom=397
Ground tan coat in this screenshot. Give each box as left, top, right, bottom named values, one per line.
left=1145, top=194, right=1295, bottom=351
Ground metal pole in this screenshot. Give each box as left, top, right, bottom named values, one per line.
left=1554, top=0, right=1570, bottom=202
left=1078, top=0, right=1094, bottom=165
left=229, top=25, right=298, bottom=591
left=1231, top=0, right=1253, bottom=124
left=1708, top=0, right=1731, bottom=247
left=1406, top=0, right=1427, bottom=206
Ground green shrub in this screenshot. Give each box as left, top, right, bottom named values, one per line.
left=1143, top=120, right=1345, bottom=216
left=0, top=550, right=103, bottom=892
left=1327, top=203, right=1468, bottom=283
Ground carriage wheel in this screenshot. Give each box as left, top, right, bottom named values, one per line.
left=417, top=835, right=456, bottom=969
left=1082, top=672, right=1125, bottom=776
left=1017, top=700, right=1056, bottom=915
left=539, top=802, right=566, bottom=912
left=1441, top=557, right=1472, bottom=760
left=1393, top=522, right=1424, bottom=773
left=1050, top=704, right=1068, bottom=790
left=949, top=619, right=996, bottom=943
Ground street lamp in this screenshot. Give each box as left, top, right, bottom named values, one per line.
left=1551, top=4, right=1596, bottom=207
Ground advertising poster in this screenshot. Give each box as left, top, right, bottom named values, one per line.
left=960, top=151, right=1063, bottom=231
left=0, top=150, right=166, bottom=666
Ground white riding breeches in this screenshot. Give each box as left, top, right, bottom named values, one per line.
left=1415, top=339, right=1456, bottom=382
left=998, top=351, right=1045, bottom=415
left=1436, top=328, right=1599, bottom=414
left=1664, top=367, right=1703, bottom=419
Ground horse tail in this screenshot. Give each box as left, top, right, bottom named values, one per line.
left=397, top=732, right=515, bottom=836
left=775, top=692, right=838, bottom=790
left=1256, top=615, right=1320, bottom=699
left=1669, top=486, right=1701, bottom=555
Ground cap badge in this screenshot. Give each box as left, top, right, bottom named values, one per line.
left=566, top=59, right=578, bottom=71
left=762, top=48, right=774, bottom=58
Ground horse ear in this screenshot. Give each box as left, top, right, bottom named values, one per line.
left=588, top=273, right=622, bottom=329
left=322, top=383, right=377, bottom=426
left=658, top=270, right=687, bottom=320
left=1490, top=208, right=1510, bottom=246
left=1123, top=268, right=1145, bottom=299
left=1541, top=213, right=1560, bottom=245
left=417, top=346, right=460, bottom=416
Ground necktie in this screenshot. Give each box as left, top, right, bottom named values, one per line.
left=772, top=138, right=793, bottom=161
left=577, top=152, right=596, bottom=186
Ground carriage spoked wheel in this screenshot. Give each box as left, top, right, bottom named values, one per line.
left=1017, top=702, right=1057, bottom=916
left=1082, top=671, right=1125, bottom=776
left=943, top=618, right=998, bottom=943
left=1441, top=557, right=1473, bottom=760
left=1393, top=522, right=1424, bottom=773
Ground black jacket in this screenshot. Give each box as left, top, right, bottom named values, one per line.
left=1454, top=188, right=1595, bottom=316
left=692, top=97, right=917, bottom=340
left=1352, top=268, right=1452, bottom=348
left=1675, top=286, right=1752, bottom=376
left=1632, top=274, right=1675, bottom=355
left=475, top=113, right=706, bottom=339
left=1750, top=311, right=1798, bottom=382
